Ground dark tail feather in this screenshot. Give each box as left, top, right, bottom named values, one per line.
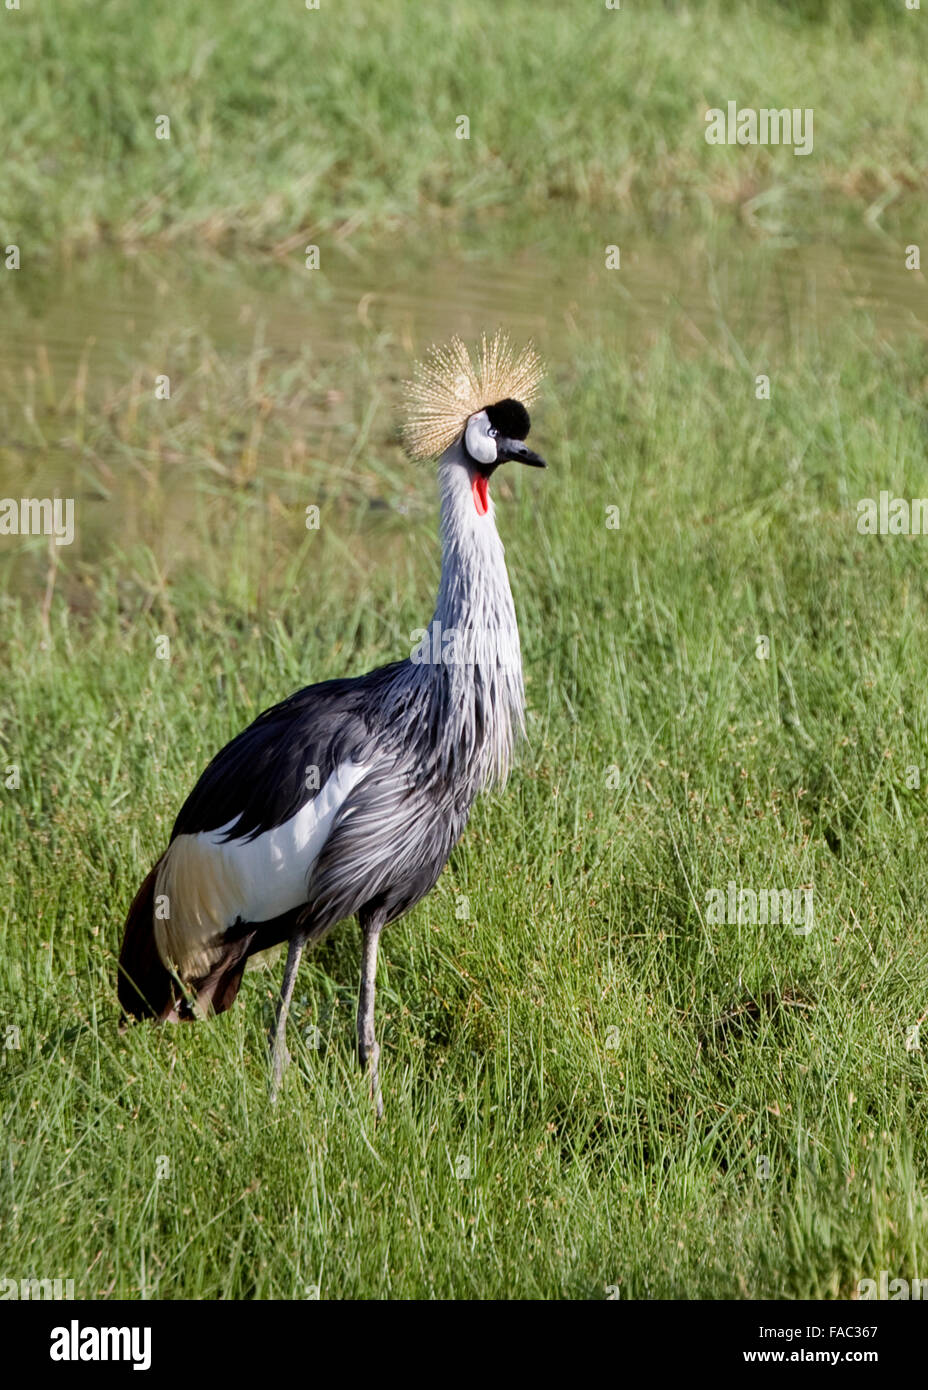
left=186, top=933, right=256, bottom=1018
left=118, top=857, right=177, bottom=1022
left=118, top=858, right=265, bottom=1023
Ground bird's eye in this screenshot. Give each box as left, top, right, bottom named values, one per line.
left=488, top=428, right=498, bottom=438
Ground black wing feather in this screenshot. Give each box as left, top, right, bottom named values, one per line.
left=170, top=662, right=407, bottom=843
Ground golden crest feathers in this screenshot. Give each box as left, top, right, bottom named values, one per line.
left=402, top=331, right=544, bottom=460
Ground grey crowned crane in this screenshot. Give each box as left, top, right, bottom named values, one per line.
left=117, top=332, right=545, bottom=1116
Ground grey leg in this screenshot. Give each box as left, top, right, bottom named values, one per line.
left=269, top=929, right=308, bottom=1103
left=357, top=914, right=384, bottom=1120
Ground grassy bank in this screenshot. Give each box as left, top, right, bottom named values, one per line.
left=2, top=314, right=928, bottom=1296
left=2, top=0, right=925, bottom=258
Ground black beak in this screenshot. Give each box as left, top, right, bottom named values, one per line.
left=499, top=439, right=546, bottom=468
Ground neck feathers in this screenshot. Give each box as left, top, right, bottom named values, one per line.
left=423, top=441, right=525, bottom=789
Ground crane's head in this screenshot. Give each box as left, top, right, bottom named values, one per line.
left=461, top=397, right=545, bottom=515
left=402, top=332, right=545, bottom=514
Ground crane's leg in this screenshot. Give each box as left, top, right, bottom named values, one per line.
left=269, top=928, right=308, bottom=1103
left=357, top=912, right=384, bottom=1120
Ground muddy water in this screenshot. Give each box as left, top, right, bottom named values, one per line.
left=0, top=220, right=925, bottom=600
left=2, top=228, right=925, bottom=379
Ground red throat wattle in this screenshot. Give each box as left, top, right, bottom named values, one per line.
left=473, top=474, right=489, bottom=516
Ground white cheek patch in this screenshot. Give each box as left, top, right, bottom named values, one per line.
left=465, top=411, right=498, bottom=465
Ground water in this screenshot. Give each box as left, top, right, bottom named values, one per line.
left=1, top=218, right=925, bottom=601
left=3, top=226, right=924, bottom=380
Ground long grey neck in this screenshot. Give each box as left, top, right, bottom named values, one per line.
left=414, top=438, right=525, bottom=792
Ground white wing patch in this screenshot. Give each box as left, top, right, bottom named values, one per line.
left=154, top=761, right=370, bottom=980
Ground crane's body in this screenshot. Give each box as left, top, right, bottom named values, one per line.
left=118, top=334, right=545, bottom=1115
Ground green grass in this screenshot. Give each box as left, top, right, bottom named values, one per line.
left=2, top=0, right=927, bottom=1302
left=2, top=308, right=928, bottom=1297
left=1, top=0, right=925, bottom=258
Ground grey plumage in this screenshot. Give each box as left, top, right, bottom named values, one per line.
left=297, top=444, right=524, bottom=932
left=118, top=341, right=545, bottom=1117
